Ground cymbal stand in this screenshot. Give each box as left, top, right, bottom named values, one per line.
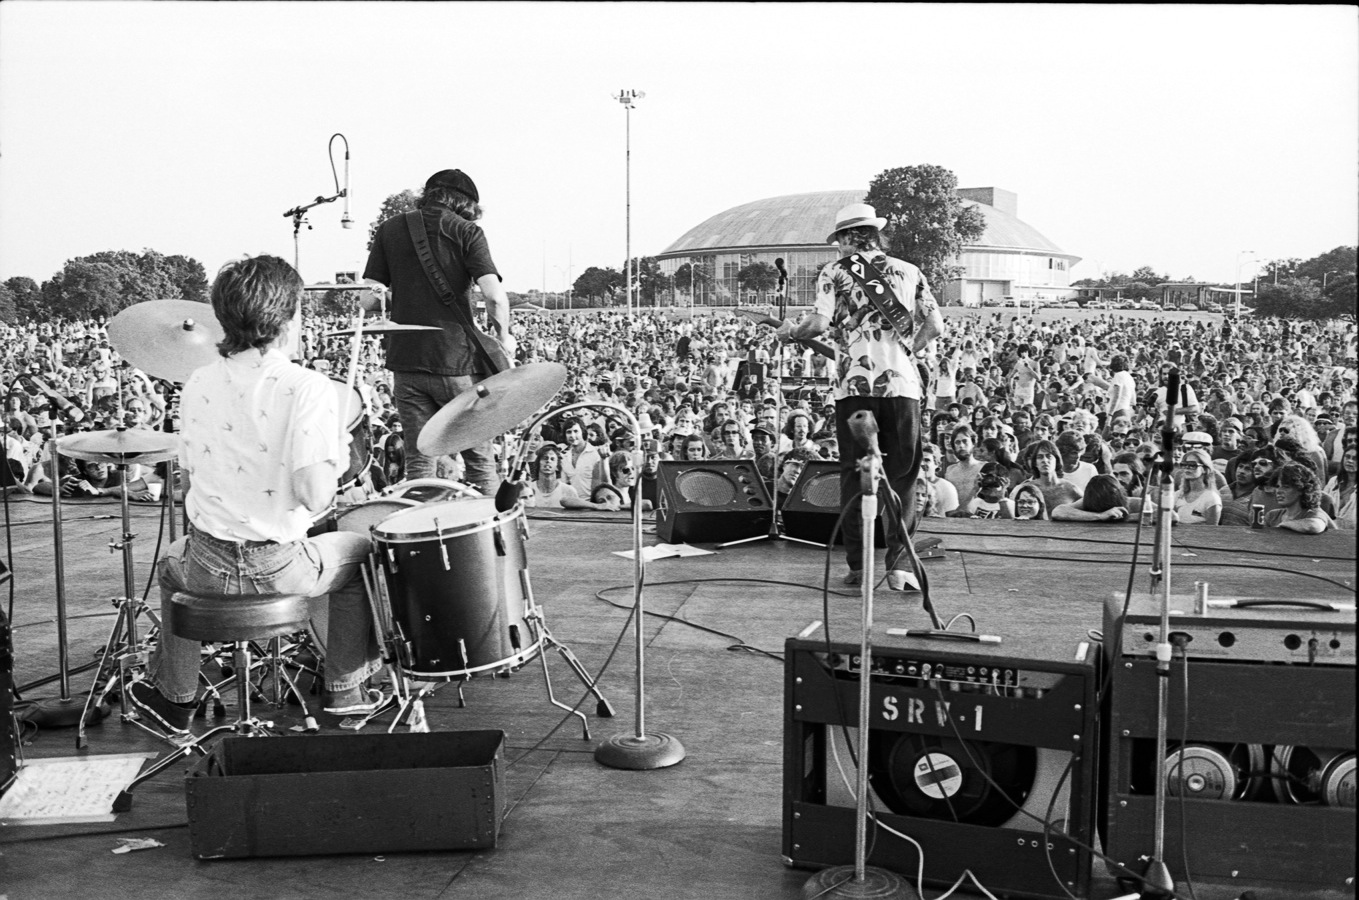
left=27, top=408, right=104, bottom=731
left=521, top=568, right=614, bottom=740
left=79, top=456, right=167, bottom=749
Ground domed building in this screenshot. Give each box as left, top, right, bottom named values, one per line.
left=655, top=187, right=1080, bottom=308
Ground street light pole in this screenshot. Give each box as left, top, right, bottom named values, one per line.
left=1323, top=270, right=1339, bottom=290
left=615, top=90, right=644, bottom=316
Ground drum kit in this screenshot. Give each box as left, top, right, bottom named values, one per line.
left=34, top=296, right=612, bottom=748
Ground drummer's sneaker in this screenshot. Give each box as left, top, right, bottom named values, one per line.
left=128, top=680, right=194, bottom=737
left=323, top=685, right=384, bottom=716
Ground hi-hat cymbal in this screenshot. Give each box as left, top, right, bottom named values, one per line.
left=418, top=363, right=567, bottom=457
left=324, top=320, right=443, bottom=336
left=107, top=300, right=224, bottom=383
left=56, top=429, right=181, bottom=465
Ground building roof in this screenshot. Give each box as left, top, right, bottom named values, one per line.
left=658, top=188, right=1075, bottom=259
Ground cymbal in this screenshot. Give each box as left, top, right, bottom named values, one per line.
left=324, top=320, right=443, bottom=336
left=107, top=300, right=224, bottom=383
left=418, top=363, right=567, bottom=457
left=56, top=429, right=181, bottom=465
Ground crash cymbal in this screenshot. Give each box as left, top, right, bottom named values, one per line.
left=418, top=363, right=567, bottom=457
left=56, top=429, right=181, bottom=465
left=324, top=320, right=443, bottom=336
left=107, top=300, right=224, bottom=383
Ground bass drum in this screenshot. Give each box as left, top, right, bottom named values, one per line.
left=373, top=498, right=539, bottom=680
left=328, top=378, right=372, bottom=491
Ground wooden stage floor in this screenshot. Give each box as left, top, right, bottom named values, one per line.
left=1, top=495, right=1354, bottom=900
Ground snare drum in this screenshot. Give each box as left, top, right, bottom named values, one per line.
left=373, top=498, right=539, bottom=680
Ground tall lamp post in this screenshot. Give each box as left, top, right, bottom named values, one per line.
left=1323, top=270, right=1339, bottom=291
left=1234, top=250, right=1259, bottom=318
left=615, top=90, right=644, bottom=316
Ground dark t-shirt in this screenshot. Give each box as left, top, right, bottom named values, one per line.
left=363, top=205, right=501, bottom=375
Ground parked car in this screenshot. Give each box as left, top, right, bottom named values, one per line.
left=981, top=298, right=1002, bottom=307
left=1133, top=300, right=1160, bottom=310
left=1002, top=298, right=1020, bottom=307
left=1085, top=300, right=1108, bottom=310
left=1055, top=300, right=1080, bottom=309
left=1179, top=302, right=1200, bottom=311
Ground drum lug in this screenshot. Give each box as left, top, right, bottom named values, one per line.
left=493, top=527, right=506, bottom=558
left=439, top=539, right=451, bottom=571
left=386, top=547, right=399, bottom=574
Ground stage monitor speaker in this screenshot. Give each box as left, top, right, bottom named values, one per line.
left=784, top=632, right=1100, bottom=900
left=1101, top=593, right=1355, bottom=890
left=779, top=460, right=884, bottom=546
left=654, top=460, right=771, bottom=544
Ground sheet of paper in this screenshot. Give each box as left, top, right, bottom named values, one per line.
left=0, top=753, right=156, bottom=825
left=612, top=543, right=715, bottom=561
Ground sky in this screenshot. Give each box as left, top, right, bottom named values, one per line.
left=1, top=3, right=1355, bottom=294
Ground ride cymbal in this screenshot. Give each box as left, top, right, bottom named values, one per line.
left=418, top=363, right=567, bottom=457
left=107, top=300, right=224, bottom=383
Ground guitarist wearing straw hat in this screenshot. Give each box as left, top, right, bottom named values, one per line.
left=776, top=203, right=944, bottom=597
left=362, top=169, right=514, bottom=496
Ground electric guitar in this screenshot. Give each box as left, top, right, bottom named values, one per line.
left=736, top=308, right=837, bottom=361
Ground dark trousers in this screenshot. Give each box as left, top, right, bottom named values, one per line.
left=835, top=396, right=927, bottom=590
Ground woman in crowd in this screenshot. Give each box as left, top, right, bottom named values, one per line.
left=1012, top=439, right=1082, bottom=512
left=1265, top=463, right=1333, bottom=533
left=1323, top=447, right=1356, bottom=530
left=913, top=477, right=942, bottom=519
left=1172, top=448, right=1222, bottom=525
left=1011, top=482, right=1049, bottom=521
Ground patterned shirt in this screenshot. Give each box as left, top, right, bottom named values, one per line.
left=179, top=348, right=343, bottom=543
left=814, top=250, right=937, bottom=401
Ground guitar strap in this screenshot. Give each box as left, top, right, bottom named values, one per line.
left=840, top=253, right=913, bottom=347
left=403, top=210, right=505, bottom=375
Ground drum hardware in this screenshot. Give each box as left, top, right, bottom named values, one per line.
left=345, top=554, right=434, bottom=734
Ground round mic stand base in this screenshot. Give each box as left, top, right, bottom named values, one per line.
left=802, top=864, right=917, bottom=900
left=28, top=694, right=107, bottom=729
left=594, top=731, right=685, bottom=770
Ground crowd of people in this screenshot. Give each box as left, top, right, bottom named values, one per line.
left=1, top=303, right=1355, bottom=533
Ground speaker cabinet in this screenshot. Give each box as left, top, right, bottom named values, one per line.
left=654, top=460, right=772, bottom=544
left=780, top=460, right=885, bottom=546
left=1102, top=594, right=1356, bottom=890
left=784, top=634, right=1100, bottom=900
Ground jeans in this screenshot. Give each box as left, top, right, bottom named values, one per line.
left=835, top=396, right=929, bottom=595
left=393, top=370, right=500, bottom=496
left=149, top=528, right=380, bottom=704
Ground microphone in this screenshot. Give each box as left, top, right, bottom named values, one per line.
left=773, top=257, right=788, bottom=290
left=847, top=410, right=881, bottom=458
left=1161, top=368, right=1180, bottom=476
left=340, top=144, right=353, bottom=229
left=495, top=460, right=529, bottom=512
left=20, top=374, right=85, bottom=422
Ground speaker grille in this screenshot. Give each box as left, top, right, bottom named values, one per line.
left=802, top=472, right=841, bottom=509
left=676, top=469, right=740, bottom=507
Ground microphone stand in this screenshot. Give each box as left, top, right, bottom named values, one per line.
left=283, top=190, right=345, bottom=274
left=1141, top=379, right=1180, bottom=900
left=803, top=443, right=913, bottom=899
left=509, top=400, right=684, bottom=770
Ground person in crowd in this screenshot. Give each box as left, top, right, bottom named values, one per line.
left=913, top=477, right=943, bottom=519
left=1051, top=474, right=1130, bottom=522
left=559, top=416, right=607, bottom=497
left=1273, top=415, right=1328, bottom=477
left=943, top=425, right=985, bottom=509
left=524, top=444, right=596, bottom=510
left=1265, top=463, right=1334, bottom=533
left=1323, top=446, right=1356, bottom=530
left=361, top=168, right=512, bottom=496
left=917, top=442, right=959, bottom=515
left=1171, top=448, right=1223, bottom=525
left=1011, top=482, right=1049, bottom=521
left=952, top=472, right=1014, bottom=519
left=682, top=433, right=710, bottom=462
left=1013, top=438, right=1082, bottom=512
left=711, top=419, right=748, bottom=459
left=1055, top=431, right=1098, bottom=493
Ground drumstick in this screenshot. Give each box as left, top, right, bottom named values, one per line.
left=343, top=307, right=366, bottom=443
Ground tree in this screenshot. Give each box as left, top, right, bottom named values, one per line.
left=628, top=256, right=668, bottom=307
left=3, top=276, right=42, bottom=322
left=1320, top=272, right=1357, bottom=322
left=367, top=189, right=420, bottom=252
left=736, top=261, right=778, bottom=298
left=864, top=164, right=987, bottom=294
left=1252, top=276, right=1326, bottom=320
left=0, top=283, right=16, bottom=324
left=573, top=266, right=623, bottom=305
left=36, top=249, right=210, bottom=319
left=672, top=263, right=693, bottom=295
left=1130, top=265, right=1166, bottom=286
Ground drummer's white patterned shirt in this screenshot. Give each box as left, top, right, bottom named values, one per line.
left=180, top=347, right=343, bottom=543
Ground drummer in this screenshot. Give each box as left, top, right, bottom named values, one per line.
left=129, top=255, right=382, bottom=736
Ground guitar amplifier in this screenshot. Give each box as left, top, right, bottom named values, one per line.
left=784, top=632, right=1100, bottom=900
left=1102, top=593, right=1356, bottom=890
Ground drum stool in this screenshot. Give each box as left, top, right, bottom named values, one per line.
left=114, top=591, right=312, bottom=812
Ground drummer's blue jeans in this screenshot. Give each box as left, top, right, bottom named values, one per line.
left=149, top=529, right=381, bottom=704
left=392, top=371, right=501, bottom=496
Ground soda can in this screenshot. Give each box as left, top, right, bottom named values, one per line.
left=1250, top=504, right=1266, bottom=529
left=1194, top=581, right=1209, bottom=615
